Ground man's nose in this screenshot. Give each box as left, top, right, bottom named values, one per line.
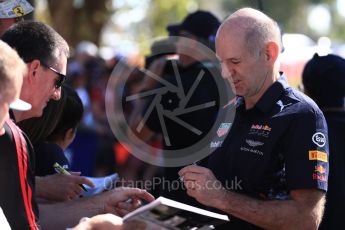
left=221, top=63, right=232, bottom=79
left=51, top=87, right=61, bottom=100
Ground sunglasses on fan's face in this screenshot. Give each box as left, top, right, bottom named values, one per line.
left=41, top=62, right=66, bottom=89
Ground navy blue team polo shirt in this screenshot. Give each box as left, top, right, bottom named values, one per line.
left=208, top=75, right=329, bottom=228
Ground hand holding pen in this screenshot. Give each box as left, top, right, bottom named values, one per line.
left=53, top=162, right=89, bottom=192
left=179, top=161, right=200, bottom=182
left=178, top=163, right=226, bottom=208
left=48, top=162, right=95, bottom=200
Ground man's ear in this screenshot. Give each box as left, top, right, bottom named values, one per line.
left=264, top=41, right=279, bottom=64
left=26, top=60, right=41, bottom=84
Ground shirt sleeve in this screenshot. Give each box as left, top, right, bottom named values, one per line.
left=283, top=106, right=329, bottom=192
left=35, top=143, right=70, bottom=176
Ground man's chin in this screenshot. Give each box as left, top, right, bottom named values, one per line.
left=235, top=91, right=245, bottom=97
left=36, top=109, right=44, bottom=118
left=28, top=108, right=43, bottom=118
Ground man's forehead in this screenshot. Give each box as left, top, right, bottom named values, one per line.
left=216, top=31, right=245, bottom=58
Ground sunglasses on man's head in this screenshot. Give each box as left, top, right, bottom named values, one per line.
left=41, top=62, right=66, bottom=89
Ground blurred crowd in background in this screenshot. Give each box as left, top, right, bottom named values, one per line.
left=3, top=0, right=345, bottom=202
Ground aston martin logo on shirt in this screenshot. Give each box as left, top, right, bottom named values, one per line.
left=246, top=139, right=264, bottom=148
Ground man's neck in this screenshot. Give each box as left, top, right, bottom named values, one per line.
left=244, top=71, right=279, bottom=110
left=0, top=127, right=4, bottom=136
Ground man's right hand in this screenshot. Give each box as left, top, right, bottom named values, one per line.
left=73, top=214, right=123, bottom=230
left=98, top=187, right=155, bottom=216
left=36, top=173, right=95, bottom=201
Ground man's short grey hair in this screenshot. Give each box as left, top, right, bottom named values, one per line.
left=224, top=8, right=282, bottom=57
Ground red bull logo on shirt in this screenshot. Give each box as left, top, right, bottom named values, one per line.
left=315, top=165, right=326, bottom=174
left=250, top=124, right=272, bottom=131
left=312, top=173, right=327, bottom=182
left=249, top=124, right=272, bottom=137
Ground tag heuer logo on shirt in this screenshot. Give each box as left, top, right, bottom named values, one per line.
left=217, top=123, right=231, bottom=137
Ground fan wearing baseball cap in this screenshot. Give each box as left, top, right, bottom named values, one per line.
left=302, top=54, right=345, bottom=230
left=167, top=10, right=220, bottom=66
left=167, top=10, right=220, bottom=41
left=0, top=40, right=39, bottom=229
left=130, top=10, right=223, bottom=208
left=0, top=0, right=34, bottom=35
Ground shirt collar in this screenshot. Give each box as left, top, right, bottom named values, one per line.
left=254, top=73, right=290, bottom=114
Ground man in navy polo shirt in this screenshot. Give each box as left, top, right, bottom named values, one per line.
left=179, top=8, right=328, bottom=229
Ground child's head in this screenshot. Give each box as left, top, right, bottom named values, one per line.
left=47, top=85, right=84, bottom=149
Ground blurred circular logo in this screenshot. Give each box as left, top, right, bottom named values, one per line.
left=105, top=36, right=235, bottom=167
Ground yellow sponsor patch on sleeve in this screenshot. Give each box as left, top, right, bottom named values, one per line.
left=309, top=150, right=328, bottom=162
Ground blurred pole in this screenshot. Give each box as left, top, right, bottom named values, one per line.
left=257, top=0, right=263, bottom=11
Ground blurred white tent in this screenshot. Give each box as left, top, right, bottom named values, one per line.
left=280, top=33, right=331, bottom=87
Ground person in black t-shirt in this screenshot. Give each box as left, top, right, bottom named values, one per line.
left=0, top=40, right=39, bottom=230
left=129, top=11, right=224, bottom=207
left=179, top=8, right=328, bottom=229
left=302, top=54, right=345, bottom=230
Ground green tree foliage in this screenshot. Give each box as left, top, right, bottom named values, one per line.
left=146, top=0, right=192, bottom=37
left=220, top=0, right=344, bottom=42
left=36, top=0, right=344, bottom=50
left=44, top=0, right=112, bottom=47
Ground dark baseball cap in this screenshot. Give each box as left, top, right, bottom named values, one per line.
left=167, top=10, right=220, bottom=41
left=302, top=53, right=345, bottom=108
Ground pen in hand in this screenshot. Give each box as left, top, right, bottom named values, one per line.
left=179, top=161, right=200, bottom=182
left=53, top=162, right=88, bottom=192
